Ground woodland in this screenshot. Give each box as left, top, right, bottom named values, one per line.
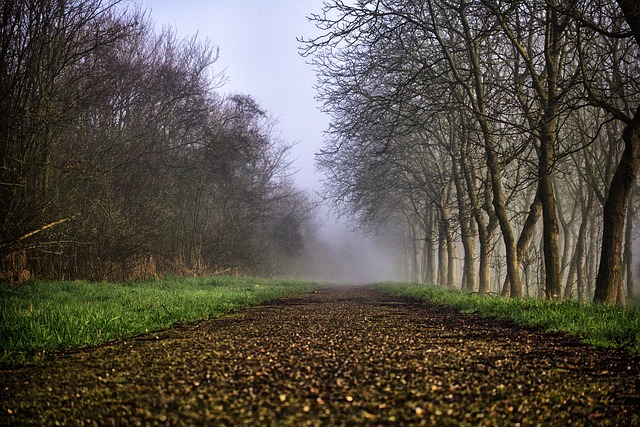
left=302, top=0, right=640, bottom=304
left=3, top=3, right=640, bottom=423
left=0, top=0, right=315, bottom=282
left=3, top=0, right=640, bottom=307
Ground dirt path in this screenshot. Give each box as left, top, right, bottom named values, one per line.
left=1, top=286, right=639, bottom=426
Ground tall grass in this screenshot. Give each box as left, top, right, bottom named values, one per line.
left=0, top=276, right=318, bottom=365
left=377, top=282, right=640, bottom=353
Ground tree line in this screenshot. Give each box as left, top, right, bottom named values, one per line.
left=0, top=0, right=314, bottom=282
left=301, top=0, right=640, bottom=304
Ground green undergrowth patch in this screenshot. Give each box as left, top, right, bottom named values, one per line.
left=377, top=282, right=640, bottom=354
left=0, top=276, right=318, bottom=366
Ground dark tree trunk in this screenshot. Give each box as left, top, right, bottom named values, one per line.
left=594, top=106, right=640, bottom=303
left=539, top=141, right=561, bottom=299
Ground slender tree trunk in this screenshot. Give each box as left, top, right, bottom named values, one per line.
left=460, top=146, right=491, bottom=293
left=624, top=185, right=635, bottom=300
left=421, top=236, right=429, bottom=284
left=559, top=199, right=578, bottom=299
left=425, top=210, right=436, bottom=284
left=446, top=223, right=457, bottom=289
left=478, top=229, right=491, bottom=294
left=537, top=236, right=545, bottom=298
left=563, top=237, right=577, bottom=300
left=575, top=216, right=588, bottom=302
left=575, top=185, right=594, bottom=302
left=501, top=186, right=542, bottom=295
left=437, top=210, right=448, bottom=287
left=588, top=212, right=599, bottom=300
left=563, top=252, right=577, bottom=300
left=453, top=153, right=476, bottom=292
left=595, top=106, right=640, bottom=303
left=401, top=223, right=412, bottom=281
left=469, top=212, right=478, bottom=291
left=482, top=136, right=521, bottom=297
left=410, top=221, right=421, bottom=283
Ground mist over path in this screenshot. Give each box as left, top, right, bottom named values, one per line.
left=2, top=286, right=639, bottom=425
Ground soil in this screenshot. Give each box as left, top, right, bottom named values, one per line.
left=1, top=286, right=639, bottom=426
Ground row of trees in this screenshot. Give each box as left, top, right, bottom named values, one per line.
left=302, top=0, right=640, bottom=303
left=0, top=0, right=314, bottom=282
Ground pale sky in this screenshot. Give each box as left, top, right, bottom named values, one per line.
left=141, top=0, right=328, bottom=192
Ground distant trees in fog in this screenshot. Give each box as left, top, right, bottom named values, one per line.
left=0, top=0, right=313, bottom=281
left=302, top=0, right=640, bottom=304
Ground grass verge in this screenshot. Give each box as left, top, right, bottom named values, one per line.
left=1, top=276, right=318, bottom=366
left=377, top=282, right=640, bottom=354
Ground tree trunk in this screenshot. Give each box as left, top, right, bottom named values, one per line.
left=410, top=221, right=421, bottom=283
left=501, top=186, right=542, bottom=296
left=557, top=196, right=577, bottom=300
left=575, top=186, right=594, bottom=302
left=453, top=153, right=476, bottom=292
left=424, top=210, right=436, bottom=284
left=539, top=0, right=563, bottom=300
left=587, top=212, right=599, bottom=299
left=437, top=210, right=448, bottom=287
left=562, top=240, right=577, bottom=300
left=539, top=143, right=561, bottom=299
left=420, top=236, right=429, bottom=284
left=575, top=214, right=588, bottom=302
left=562, top=235, right=576, bottom=300
left=460, top=146, right=492, bottom=293
left=446, top=223, right=457, bottom=289
left=624, top=185, right=635, bottom=300
left=478, top=228, right=491, bottom=294
left=594, top=106, right=640, bottom=303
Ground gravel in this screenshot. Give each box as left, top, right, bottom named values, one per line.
left=1, top=286, right=639, bottom=426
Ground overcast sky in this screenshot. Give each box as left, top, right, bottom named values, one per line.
left=141, top=0, right=328, bottom=192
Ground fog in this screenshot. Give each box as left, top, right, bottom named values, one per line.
left=139, top=0, right=405, bottom=284
left=299, top=217, right=405, bottom=285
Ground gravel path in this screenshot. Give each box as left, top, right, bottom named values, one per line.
left=1, top=286, right=639, bottom=426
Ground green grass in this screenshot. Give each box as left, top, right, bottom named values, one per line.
left=0, top=276, right=319, bottom=365
left=377, top=282, right=640, bottom=354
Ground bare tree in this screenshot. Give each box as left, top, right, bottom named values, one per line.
left=0, top=0, right=136, bottom=278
